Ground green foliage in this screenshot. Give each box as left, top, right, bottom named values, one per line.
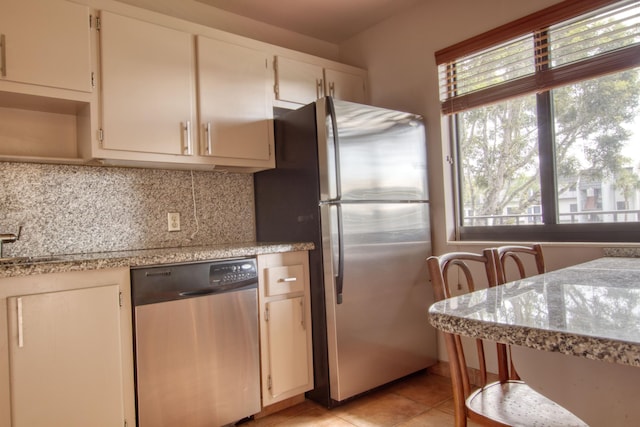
left=459, top=69, right=639, bottom=219
left=457, top=9, right=640, bottom=221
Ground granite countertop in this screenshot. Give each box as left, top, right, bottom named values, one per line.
left=428, top=257, right=640, bottom=367
left=0, top=242, right=315, bottom=279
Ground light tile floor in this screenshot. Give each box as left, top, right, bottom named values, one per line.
left=243, top=372, right=482, bottom=427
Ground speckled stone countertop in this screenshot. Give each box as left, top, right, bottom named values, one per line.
left=429, top=257, right=640, bottom=367
left=0, top=242, right=314, bottom=279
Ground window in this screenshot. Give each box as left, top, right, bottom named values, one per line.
left=437, top=0, right=640, bottom=241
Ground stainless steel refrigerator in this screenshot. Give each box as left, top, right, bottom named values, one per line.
left=254, top=97, right=437, bottom=407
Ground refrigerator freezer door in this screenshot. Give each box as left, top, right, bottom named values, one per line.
left=317, top=98, right=428, bottom=203
left=321, top=201, right=436, bottom=402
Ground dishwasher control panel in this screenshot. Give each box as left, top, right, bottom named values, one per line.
left=131, top=257, right=257, bottom=306
left=211, top=260, right=257, bottom=285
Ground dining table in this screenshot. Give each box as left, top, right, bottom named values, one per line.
left=428, top=256, right=640, bottom=427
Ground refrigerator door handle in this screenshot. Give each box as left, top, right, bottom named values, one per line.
left=326, top=96, right=343, bottom=201
left=334, top=203, right=345, bottom=304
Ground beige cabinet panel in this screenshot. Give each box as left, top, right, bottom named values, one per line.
left=0, top=0, right=92, bottom=92
left=100, top=11, right=195, bottom=156
left=274, top=56, right=324, bottom=105
left=274, top=56, right=368, bottom=106
left=258, top=251, right=313, bottom=407
left=266, top=297, right=310, bottom=397
left=7, top=285, right=123, bottom=427
left=265, top=264, right=304, bottom=297
left=197, top=36, right=273, bottom=164
left=324, top=69, right=367, bottom=104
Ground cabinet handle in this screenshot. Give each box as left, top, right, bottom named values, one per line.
left=300, top=299, right=305, bottom=330
left=205, top=122, right=212, bottom=155
left=0, top=34, right=6, bottom=77
left=316, top=78, right=324, bottom=99
left=184, top=120, right=193, bottom=155
left=17, top=297, right=24, bottom=348
left=329, top=82, right=335, bottom=97
left=278, top=277, right=297, bottom=283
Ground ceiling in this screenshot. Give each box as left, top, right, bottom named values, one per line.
left=195, top=0, right=424, bottom=43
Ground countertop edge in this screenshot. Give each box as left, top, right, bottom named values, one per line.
left=0, top=242, right=315, bottom=279
left=428, top=310, right=640, bottom=367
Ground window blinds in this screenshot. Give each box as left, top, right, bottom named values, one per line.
left=437, top=0, right=640, bottom=114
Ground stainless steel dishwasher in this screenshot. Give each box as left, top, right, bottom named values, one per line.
left=131, top=258, right=261, bottom=427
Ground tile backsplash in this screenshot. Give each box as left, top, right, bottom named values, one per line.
left=0, top=162, right=255, bottom=257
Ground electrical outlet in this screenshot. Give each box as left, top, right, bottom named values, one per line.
left=167, top=212, right=181, bottom=232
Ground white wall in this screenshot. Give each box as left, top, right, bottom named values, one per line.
left=338, top=0, right=606, bottom=265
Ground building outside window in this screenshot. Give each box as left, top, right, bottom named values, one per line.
left=437, top=0, right=640, bottom=242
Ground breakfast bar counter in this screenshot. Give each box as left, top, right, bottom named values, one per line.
left=429, top=256, right=640, bottom=426
left=429, top=257, right=640, bottom=366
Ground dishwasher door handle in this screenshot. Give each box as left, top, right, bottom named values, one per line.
left=179, top=288, right=216, bottom=297
left=179, top=282, right=257, bottom=298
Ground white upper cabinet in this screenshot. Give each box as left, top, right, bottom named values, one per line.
left=0, top=2, right=367, bottom=170
left=274, top=56, right=325, bottom=105
left=99, top=11, right=196, bottom=156
left=324, top=68, right=367, bottom=105
left=197, top=36, right=274, bottom=168
left=274, top=56, right=368, bottom=106
left=0, top=0, right=92, bottom=92
left=98, top=13, right=274, bottom=170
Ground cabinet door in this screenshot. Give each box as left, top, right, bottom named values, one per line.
left=197, top=36, right=272, bottom=163
left=265, top=297, right=310, bottom=398
left=0, top=0, right=92, bottom=92
left=274, top=56, right=324, bottom=105
left=100, top=11, right=195, bottom=156
left=324, top=68, right=367, bottom=104
left=258, top=251, right=313, bottom=407
left=7, top=285, right=124, bottom=427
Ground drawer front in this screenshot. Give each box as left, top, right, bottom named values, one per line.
left=265, top=265, right=304, bottom=296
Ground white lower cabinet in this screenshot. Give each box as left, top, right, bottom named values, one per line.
left=0, top=268, right=135, bottom=427
left=264, top=296, right=309, bottom=396
left=258, top=251, right=313, bottom=406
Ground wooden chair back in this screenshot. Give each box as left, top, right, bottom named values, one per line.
left=428, top=248, right=588, bottom=427
left=493, top=244, right=545, bottom=285
left=427, top=250, right=508, bottom=425
left=492, top=244, right=545, bottom=381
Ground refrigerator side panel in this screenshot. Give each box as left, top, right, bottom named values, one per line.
left=255, top=103, right=320, bottom=244
left=332, top=99, right=428, bottom=202
left=324, top=202, right=437, bottom=402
